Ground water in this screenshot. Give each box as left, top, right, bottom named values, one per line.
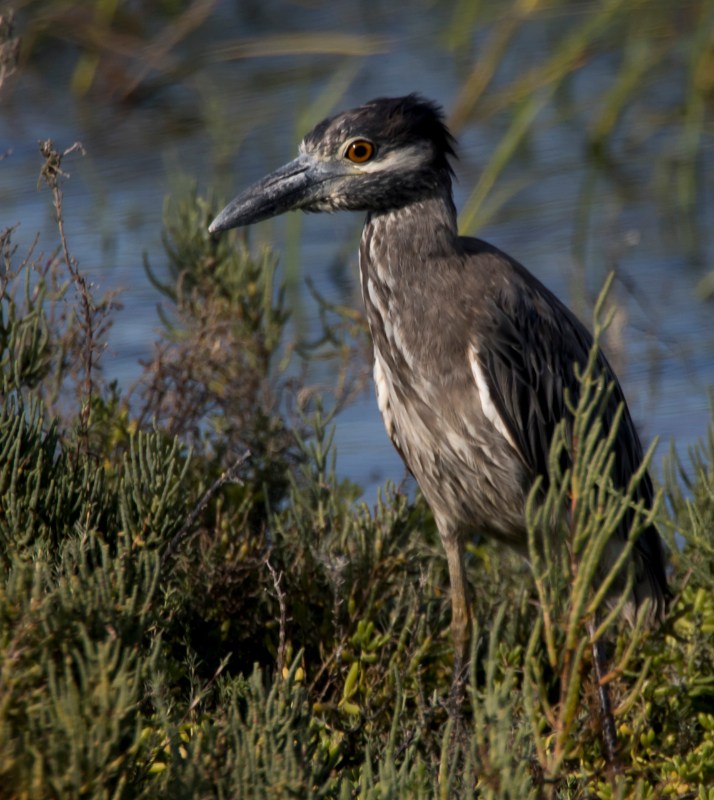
left=1, top=0, right=713, bottom=502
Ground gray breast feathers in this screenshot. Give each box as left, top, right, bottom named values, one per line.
left=373, top=354, right=408, bottom=467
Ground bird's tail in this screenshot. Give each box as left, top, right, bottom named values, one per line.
left=599, top=523, right=670, bottom=628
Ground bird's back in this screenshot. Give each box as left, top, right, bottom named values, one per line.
left=461, top=236, right=669, bottom=620
left=361, top=211, right=668, bottom=623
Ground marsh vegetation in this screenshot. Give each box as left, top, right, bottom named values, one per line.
left=2, top=2, right=714, bottom=797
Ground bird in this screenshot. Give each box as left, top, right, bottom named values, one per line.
left=209, top=94, right=669, bottom=700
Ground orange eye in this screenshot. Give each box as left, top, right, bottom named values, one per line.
left=346, top=140, right=374, bottom=163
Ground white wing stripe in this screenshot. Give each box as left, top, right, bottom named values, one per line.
left=468, top=344, right=518, bottom=451
left=374, top=355, right=396, bottom=441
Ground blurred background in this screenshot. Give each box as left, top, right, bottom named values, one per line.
left=1, top=0, right=713, bottom=501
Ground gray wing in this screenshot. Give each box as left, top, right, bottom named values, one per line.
left=462, top=238, right=669, bottom=602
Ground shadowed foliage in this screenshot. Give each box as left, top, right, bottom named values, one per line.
left=1, top=164, right=714, bottom=798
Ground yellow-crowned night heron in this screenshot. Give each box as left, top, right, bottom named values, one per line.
left=209, top=94, right=669, bottom=699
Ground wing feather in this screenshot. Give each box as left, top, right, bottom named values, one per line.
left=461, top=238, right=668, bottom=610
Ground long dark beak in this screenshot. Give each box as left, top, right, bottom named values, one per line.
left=209, top=154, right=330, bottom=233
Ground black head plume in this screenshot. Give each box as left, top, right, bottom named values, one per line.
left=303, top=94, right=457, bottom=176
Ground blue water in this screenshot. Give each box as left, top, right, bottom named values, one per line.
left=1, top=1, right=713, bottom=502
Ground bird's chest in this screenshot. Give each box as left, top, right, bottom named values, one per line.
left=358, top=220, right=528, bottom=537
left=359, top=221, right=469, bottom=459
left=360, top=269, right=430, bottom=444
left=359, top=223, right=456, bottom=384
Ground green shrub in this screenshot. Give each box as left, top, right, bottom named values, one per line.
left=1, top=141, right=714, bottom=800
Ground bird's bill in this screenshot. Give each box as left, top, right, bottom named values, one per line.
left=208, top=154, right=334, bottom=233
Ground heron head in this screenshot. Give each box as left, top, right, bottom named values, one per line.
left=208, top=94, right=457, bottom=233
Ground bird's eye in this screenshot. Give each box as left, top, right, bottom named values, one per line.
left=346, top=140, right=374, bottom=163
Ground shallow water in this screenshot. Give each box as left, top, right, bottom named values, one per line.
left=1, top=0, right=713, bottom=502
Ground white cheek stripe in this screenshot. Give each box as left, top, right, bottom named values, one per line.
left=468, top=345, right=518, bottom=451
left=353, top=144, right=430, bottom=174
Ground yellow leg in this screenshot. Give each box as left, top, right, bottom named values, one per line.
left=443, top=533, right=471, bottom=713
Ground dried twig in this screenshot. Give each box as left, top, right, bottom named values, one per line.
left=266, top=555, right=287, bottom=676
left=181, top=653, right=230, bottom=724
left=159, top=451, right=249, bottom=573
left=36, top=140, right=98, bottom=453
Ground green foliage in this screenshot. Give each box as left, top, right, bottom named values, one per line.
left=0, top=395, right=105, bottom=561
left=662, top=393, right=714, bottom=590
left=138, top=187, right=295, bottom=501
left=2, top=182, right=714, bottom=800
left=0, top=231, right=54, bottom=393
left=0, top=529, right=163, bottom=797
left=0, top=226, right=66, bottom=402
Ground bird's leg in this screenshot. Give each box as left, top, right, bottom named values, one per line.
left=586, top=619, right=621, bottom=776
left=444, top=534, right=472, bottom=716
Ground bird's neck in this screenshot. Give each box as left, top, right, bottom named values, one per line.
left=363, top=187, right=459, bottom=261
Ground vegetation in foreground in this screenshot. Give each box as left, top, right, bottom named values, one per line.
left=0, top=133, right=713, bottom=800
